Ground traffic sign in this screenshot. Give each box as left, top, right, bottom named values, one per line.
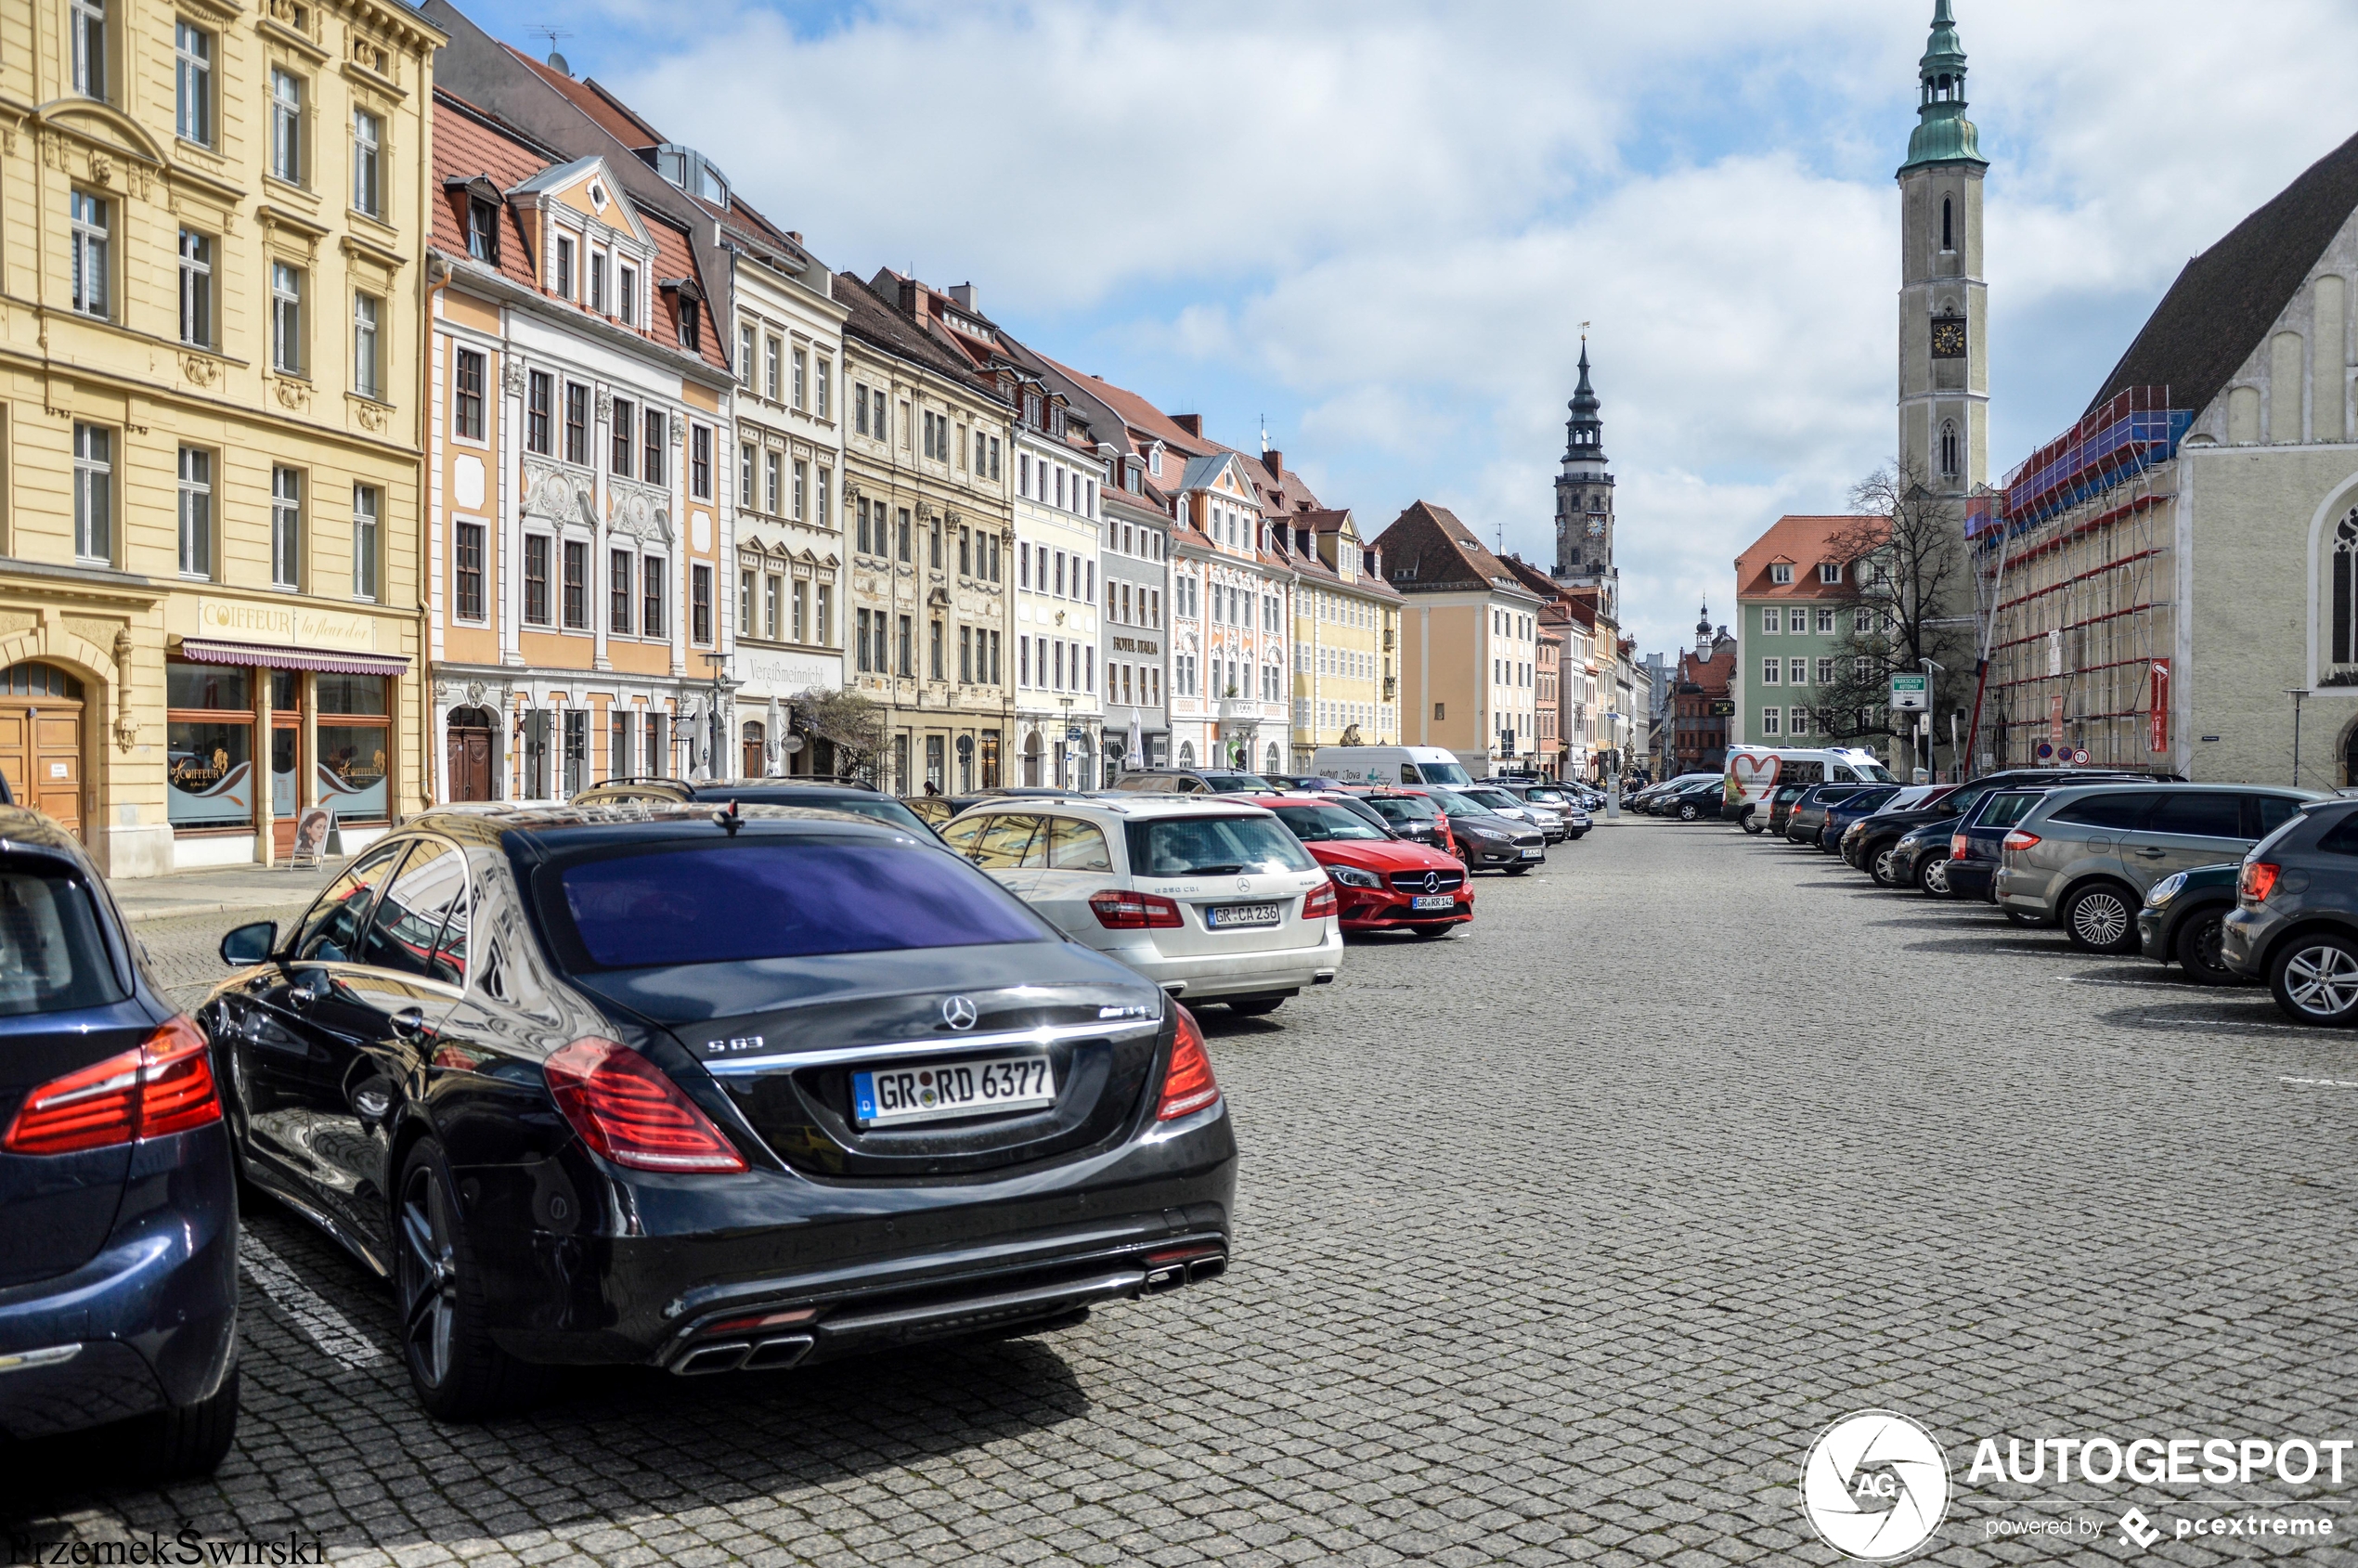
left=2072, top=748, right=2090, bottom=765
left=1889, top=673, right=1929, bottom=712
left=2034, top=741, right=2054, bottom=761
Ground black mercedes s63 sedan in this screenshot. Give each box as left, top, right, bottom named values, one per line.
left=199, top=802, right=1237, bottom=1420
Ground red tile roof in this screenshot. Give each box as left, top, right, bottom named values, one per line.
left=1370, top=502, right=1542, bottom=601
left=1734, top=514, right=1886, bottom=601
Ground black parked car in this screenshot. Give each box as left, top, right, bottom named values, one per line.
left=1941, top=788, right=2051, bottom=906
left=2222, top=799, right=2358, bottom=1023
left=201, top=803, right=1237, bottom=1419
left=2137, top=862, right=2246, bottom=985
left=0, top=806, right=238, bottom=1474
left=1785, top=784, right=1871, bottom=847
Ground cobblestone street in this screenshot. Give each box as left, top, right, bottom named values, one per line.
left=11, top=821, right=2358, bottom=1565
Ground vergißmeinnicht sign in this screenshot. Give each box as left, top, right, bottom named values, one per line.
left=1889, top=673, right=1929, bottom=712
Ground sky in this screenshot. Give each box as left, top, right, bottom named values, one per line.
left=448, top=0, right=2358, bottom=658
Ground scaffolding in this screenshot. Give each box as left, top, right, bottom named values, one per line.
left=1967, top=387, right=2191, bottom=775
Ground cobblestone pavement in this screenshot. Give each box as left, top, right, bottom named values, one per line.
left=10, top=823, right=2358, bottom=1565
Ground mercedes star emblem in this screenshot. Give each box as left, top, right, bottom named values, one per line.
left=1423, top=872, right=1441, bottom=893
left=1237, top=877, right=1251, bottom=894
left=940, top=995, right=978, bottom=1030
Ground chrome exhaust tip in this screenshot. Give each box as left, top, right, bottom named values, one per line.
left=742, top=1334, right=815, bottom=1371
left=674, top=1341, right=752, bottom=1376
left=1141, top=1265, right=1186, bottom=1295
left=1185, top=1256, right=1227, bottom=1284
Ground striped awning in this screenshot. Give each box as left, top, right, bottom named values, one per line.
left=174, top=638, right=412, bottom=677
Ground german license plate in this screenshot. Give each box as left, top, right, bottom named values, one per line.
left=1208, top=901, right=1282, bottom=929
left=852, top=1055, right=1055, bottom=1127
left=1520, top=847, right=1544, bottom=860
left=1410, top=894, right=1455, bottom=912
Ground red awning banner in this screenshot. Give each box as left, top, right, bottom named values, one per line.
left=174, top=638, right=411, bottom=677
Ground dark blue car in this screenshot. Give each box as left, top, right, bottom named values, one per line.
left=1945, top=787, right=2053, bottom=908
left=0, top=806, right=238, bottom=1475
left=1816, top=785, right=1906, bottom=854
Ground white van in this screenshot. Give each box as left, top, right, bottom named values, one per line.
left=1721, top=745, right=1896, bottom=832
left=1308, top=745, right=1475, bottom=789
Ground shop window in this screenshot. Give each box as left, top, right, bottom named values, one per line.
left=166, top=661, right=253, bottom=831
left=317, top=674, right=390, bottom=823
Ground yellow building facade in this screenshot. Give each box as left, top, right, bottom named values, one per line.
left=0, top=0, right=441, bottom=875
left=1285, top=510, right=1400, bottom=767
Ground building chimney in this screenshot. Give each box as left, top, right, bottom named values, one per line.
left=1171, top=414, right=1202, bottom=438
left=949, top=282, right=978, bottom=313
left=1262, top=448, right=1283, bottom=479
left=786, top=231, right=802, bottom=246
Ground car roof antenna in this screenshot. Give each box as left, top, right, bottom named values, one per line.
left=715, top=798, right=743, bottom=836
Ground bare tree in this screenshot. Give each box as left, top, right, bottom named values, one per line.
left=1803, top=461, right=1979, bottom=773
left=786, top=688, right=888, bottom=781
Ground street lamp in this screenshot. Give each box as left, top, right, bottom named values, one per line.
left=2287, top=688, right=2312, bottom=787
left=1920, top=657, right=1944, bottom=782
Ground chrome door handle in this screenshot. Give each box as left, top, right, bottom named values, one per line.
left=389, top=1006, right=427, bottom=1040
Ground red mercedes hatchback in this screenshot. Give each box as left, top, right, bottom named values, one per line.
left=1261, top=794, right=1473, bottom=937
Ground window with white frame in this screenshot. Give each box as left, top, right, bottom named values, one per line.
left=177, top=228, right=212, bottom=345
left=175, top=21, right=212, bottom=143
left=589, top=250, right=606, bottom=314
left=270, top=467, right=302, bottom=589
left=69, top=191, right=108, bottom=317
left=1818, top=562, right=1841, bottom=584
left=762, top=450, right=780, bottom=515
left=792, top=459, right=807, bottom=521
left=1788, top=657, right=1807, bottom=685
left=352, top=292, right=381, bottom=398
left=73, top=424, right=110, bottom=563
left=271, top=261, right=304, bottom=374
left=764, top=335, right=780, bottom=401
left=269, top=68, right=303, bottom=184
left=792, top=347, right=807, bottom=409
left=554, top=233, right=574, bottom=300
left=1769, top=563, right=1794, bottom=585
left=1816, top=607, right=1835, bottom=634
left=353, top=485, right=380, bottom=601
left=1761, top=658, right=1781, bottom=685
left=1760, top=707, right=1781, bottom=736
left=1788, top=706, right=1811, bottom=737
left=736, top=321, right=754, bottom=384
left=71, top=0, right=106, bottom=98
left=1816, top=657, right=1836, bottom=685
left=1762, top=605, right=1781, bottom=634
left=352, top=109, right=383, bottom=218
left=176, top=446, right=210, bottom=578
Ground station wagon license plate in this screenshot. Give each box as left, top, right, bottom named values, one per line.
left=852, top=1055, right=1055, bottom=1127
left=1207, top=901, right=1283, bottom=929
left=1409, top=894, right=1455, bottom=912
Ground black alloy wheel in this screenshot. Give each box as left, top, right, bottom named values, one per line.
left=2063, top=883, right=2140, bottom=955
left=1870, top=845, right=1900, bottom=887
left=1916, top=854, right=1952, bottom=896
left=397, top=1140, right=540, bottom=1421
left=2172, top=906, right=2238, bottom=986
left=2272, top=934, right=2358, bottom=1025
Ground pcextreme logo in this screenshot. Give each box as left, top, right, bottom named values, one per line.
left=1798, top=1410, right=1951, bottom=1562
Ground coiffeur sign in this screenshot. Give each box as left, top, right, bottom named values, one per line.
left=195, top=598, right=378, bottom=654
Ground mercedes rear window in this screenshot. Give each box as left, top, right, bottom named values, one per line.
left=0, top=868, right=126, bottom=1017
left=545, top=840, right=1053, bottom=970
left=1125, top=816, right=1317, bottom=877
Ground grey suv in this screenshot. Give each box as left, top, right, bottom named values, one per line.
left=1993, top=783, right=2320, bottom=952
left=2221, top=799, right=2358, bottom=1024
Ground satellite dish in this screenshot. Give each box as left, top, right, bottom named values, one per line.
left=546, top=49, right=569, bottom=73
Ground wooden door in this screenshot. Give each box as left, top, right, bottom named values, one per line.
left=447, top=726, right=492, bottom=801
left=0, top=697, right=84, bottom=838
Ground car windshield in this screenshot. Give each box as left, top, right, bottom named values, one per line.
left=1363, top=795, right=1443, bottom=824
left=0, top=867, right=125, bottom=1017
left=1125, top=815, right=1318, bottom=877
left=1199, top=772, right=1272, bottom=792
left=1522, top=788, right=1570, bottom=804
left=1461, top=788, right=1523, bottom=810
left=1270, top=804, right=1390, bottom=843
left=548, top=839, right=1052, bottom=970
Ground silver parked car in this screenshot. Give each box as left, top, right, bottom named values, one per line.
left=1992, top=783, right=2320, bottom=952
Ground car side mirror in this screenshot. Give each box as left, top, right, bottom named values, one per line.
left=221, top=921, right=278, bottom=966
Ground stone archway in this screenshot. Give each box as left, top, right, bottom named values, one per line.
left=0, top=661, right=89, bottom=836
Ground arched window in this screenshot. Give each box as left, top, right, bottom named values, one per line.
left=1939, top=421, right=1960, bottom=480
left=2332, top=512, right=2358, bottom=670
left=1941, top=197, right=1953, bottom=253
left=1177, top=740, right=1196, bottom=769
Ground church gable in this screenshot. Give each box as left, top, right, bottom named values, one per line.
left=2188, top=194, right=2358, bottom=447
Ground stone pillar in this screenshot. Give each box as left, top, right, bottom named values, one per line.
left=254, top=671, right=274, bottom=867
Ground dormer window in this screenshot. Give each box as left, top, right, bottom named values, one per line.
left=1769, top=563, right=1794, bottom=585
left=652, top=143, right=730, bottom=207
left=468, top=199, right=498, bottom=262
left=1818, top=562, right=1842, bottom=584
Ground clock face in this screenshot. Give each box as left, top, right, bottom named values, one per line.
left=1586, top=516, right=1605, bottom=538
left=1930, top=317, right=1967, bottom=359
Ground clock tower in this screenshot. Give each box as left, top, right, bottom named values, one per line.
left=1552, top=340, right=1617, bottom=619
left=1897, top=0, right=1988, bottom=500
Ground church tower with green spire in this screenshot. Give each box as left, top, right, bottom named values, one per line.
left=1897, top=0, right=1989, bottom=500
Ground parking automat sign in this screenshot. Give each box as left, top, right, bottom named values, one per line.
left=1890, top=674, right=1929, bottom=712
